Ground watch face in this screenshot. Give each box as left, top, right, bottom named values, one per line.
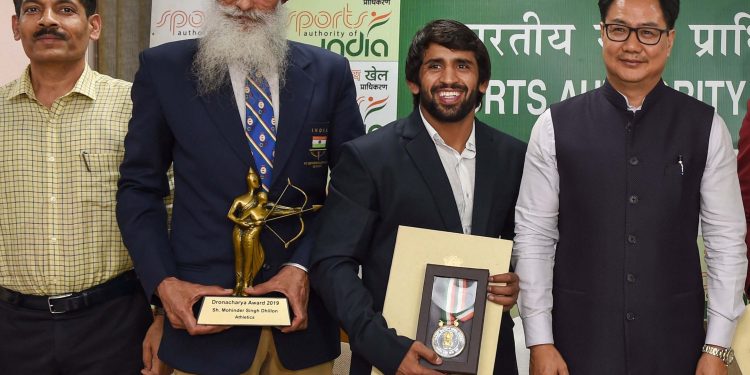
left=726, top=350, right=735, bottom=365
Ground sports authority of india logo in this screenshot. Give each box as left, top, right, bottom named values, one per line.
left=288, top=5, right=391, bottom=58
left=357, top=95, right=388, bottom=133
left=155, top=9, right=205, bottom=37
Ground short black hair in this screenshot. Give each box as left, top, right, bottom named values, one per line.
left=13, top=0, right=97, bottom=17
left=405, top=19, right=491, bottom=108
left=598, top=0, right=679, bottom=29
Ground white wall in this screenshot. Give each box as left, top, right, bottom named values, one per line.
left=0, top=3, right=28, bottom=85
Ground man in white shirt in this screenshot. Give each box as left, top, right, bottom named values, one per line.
left=513, top=0, right=747, bottom=374
left=310, top=19, right=526, bottom=375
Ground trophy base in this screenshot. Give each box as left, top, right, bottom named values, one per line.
left=197, top=296, right=291, bottom=326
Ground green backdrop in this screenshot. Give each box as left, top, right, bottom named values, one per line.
left=397, top=1, right=750, bottom=145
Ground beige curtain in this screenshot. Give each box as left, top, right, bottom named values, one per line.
left=95, top=0, right=152, bottom=82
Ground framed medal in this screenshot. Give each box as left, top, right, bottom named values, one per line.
left=415, top=264, right=489, bottom=374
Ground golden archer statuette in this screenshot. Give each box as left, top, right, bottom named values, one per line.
left=227, top=168, right=321, bottom=296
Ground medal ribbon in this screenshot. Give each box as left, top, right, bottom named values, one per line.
left=440, top=278, right=475, bottom=325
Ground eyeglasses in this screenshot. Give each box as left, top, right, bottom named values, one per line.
left=603, top=23, right=670, bottom=45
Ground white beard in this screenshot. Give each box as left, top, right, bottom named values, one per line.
left=193, top=1, right=289, bottom=95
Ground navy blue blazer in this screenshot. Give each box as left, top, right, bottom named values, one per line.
left=116, top=38, right=365, bottom=375
left=310, top=110, right=526, bottom=375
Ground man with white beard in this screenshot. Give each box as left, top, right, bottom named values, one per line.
left=116, top=0, right=365, bottom=374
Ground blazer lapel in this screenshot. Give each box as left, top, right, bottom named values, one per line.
left=272, top=45, right=313, bottom=190
left=470, top=123, right=498, bottom=237
left=194, top=42, right=314, bottom=181
left=197, top=73, right=254, bottom=170
left=402, top=110, right=463, bottom=233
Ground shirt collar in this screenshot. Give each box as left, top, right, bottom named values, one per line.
left=71, top=64, right=98, bottom=100
left=6, top=64, right=97, bottom=101
left=618, top=91, right=643, bottom=113
left=602, top=78, right=667, bottom=114
left=418, top=106, right=477, bottom=157
left=5, top=66, right=33, bottom=100
left=228, top=63, right=280, bottom=87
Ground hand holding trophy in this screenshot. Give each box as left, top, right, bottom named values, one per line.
left=197, top=167, right=321, bottom=325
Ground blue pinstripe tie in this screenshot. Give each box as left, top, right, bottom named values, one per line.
left=244, top=72, right=276, bottom=192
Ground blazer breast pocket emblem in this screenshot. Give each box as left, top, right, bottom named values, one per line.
left=305, top=133, right=328, bottom=168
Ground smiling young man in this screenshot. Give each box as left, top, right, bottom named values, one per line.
left=0, top=0, right=153, bottom=374
left=512, top=0, right=747, bottom=374
left=310, top=19, right=526, bottom=375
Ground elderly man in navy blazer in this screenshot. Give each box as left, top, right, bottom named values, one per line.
left=116, top=0, right=364, bottom=374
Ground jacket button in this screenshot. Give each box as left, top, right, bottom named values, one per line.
left=626, top=274, right=636, bottom=283
left=625, top=122, right=633, bottom=132
left=627, top=234, right=637, bottom=244
left=629, top=157, right=639, bottom=166
left=626, top=312, right=636, bottom=321
left=262, top=264, right=271, bottom=271
left=629, top=195, right=639, bottom=204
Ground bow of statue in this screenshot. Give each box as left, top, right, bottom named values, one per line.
left=226, top=169, right=321, bottom=296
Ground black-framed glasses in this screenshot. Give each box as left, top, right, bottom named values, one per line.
left=603, top=23, right=670, bottom=45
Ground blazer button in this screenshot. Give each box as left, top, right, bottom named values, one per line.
left=626, top=312, right=636, bottom=321
left=625, top=122, right=633, bottom=132
left=629, top=157, right=639, bottom=166
left=628, top=195, right=639, bottom=204
left=262, top=264, right=271, bottom=271
left=627, top=234, right=637, bottom=244
left=626, top=274, right=636, bottom=283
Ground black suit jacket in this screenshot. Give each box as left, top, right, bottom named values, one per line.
left=310, top=110, right=526, bottom=374
left=116, top=39, right=365, bottom=375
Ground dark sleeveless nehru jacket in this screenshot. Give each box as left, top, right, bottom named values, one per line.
left=550, top=80, right=714, bottom=374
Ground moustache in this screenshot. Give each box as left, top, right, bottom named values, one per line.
left=33, top=27, right=66, bottom=40
left=218, top=4, right=272, bottom=21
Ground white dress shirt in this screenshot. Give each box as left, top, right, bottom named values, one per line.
left=512, top=99, right=748, bottom=348
left=419, top=108, right=476, bottom=234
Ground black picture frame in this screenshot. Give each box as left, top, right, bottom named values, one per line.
left=415, top=264, right=489, bottom=374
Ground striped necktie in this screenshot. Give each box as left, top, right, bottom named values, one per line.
left=244, top=72, right=276, bottom=192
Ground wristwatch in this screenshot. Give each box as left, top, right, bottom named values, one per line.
left=701, top=344, right=735, bottom=366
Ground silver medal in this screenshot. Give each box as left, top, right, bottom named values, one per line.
left=431, top=324, right=466, bottom=358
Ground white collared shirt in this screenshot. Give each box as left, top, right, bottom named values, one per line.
left=419, top=108, right=476, bottom=234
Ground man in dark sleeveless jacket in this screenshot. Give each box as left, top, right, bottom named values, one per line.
left=512, top=1, right=747, bottom=374
left=737, top=99, right=750, bottom=295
